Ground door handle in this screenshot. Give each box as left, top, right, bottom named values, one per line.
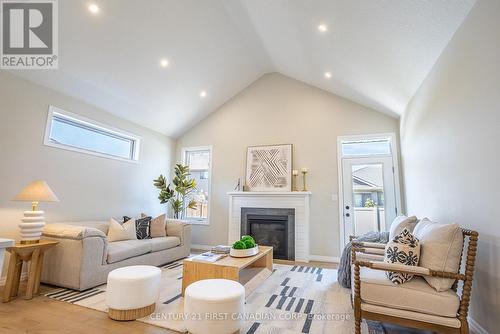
left=345, top=213, right=350, bottom=217
left=345, top=205, right=350, bottom=210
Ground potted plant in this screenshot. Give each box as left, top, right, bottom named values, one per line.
left=153, top=164, right=197, bottom=223
left=230, top=235, right=259, bottom=257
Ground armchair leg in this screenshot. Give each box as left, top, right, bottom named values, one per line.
left=460, top=320, right=469, bottom=334
left=353, top=263, right=362, bottom=334
left=354, top=315, right=361, bottom=334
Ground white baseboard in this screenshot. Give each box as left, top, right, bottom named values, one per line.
left=190, top=244, right=213, bottom=251
left=469, top=317, right=489, bottom=334
left=0, top=272, right=28, bottom=287
left=309, top=255, right=340, bottom=263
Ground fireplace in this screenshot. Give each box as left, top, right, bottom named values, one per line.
left=241, top=208, right=295, bottom=260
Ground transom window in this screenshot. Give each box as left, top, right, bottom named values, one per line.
left=341, top=137, right=392, bottom=157
left=44, top=106, right=140, bottom=162
left=182, top=146, right=212, bottom=225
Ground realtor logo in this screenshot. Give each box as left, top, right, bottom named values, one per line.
left=1, top=0, right=58, bottom=69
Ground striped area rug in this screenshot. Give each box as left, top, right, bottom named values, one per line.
left=44, top=261, right=381, bottom=334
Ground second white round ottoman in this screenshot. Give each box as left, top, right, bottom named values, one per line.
left=184, top=279, right=245, bottom=334
left=106, top=265, right=161, bottom=321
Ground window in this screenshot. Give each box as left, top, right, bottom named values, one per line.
left=341, top=138, right=392, bottom=157
left=44, top=106, right=140, bottom=161
left=182, top=146, right=212, bottom=225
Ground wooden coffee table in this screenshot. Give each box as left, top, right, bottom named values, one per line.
left=182, top=245, right=273, bottom=296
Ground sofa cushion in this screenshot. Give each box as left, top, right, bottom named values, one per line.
left=60, top=221, right=110, bottom=235
left=384, top=228, right=420, bottom=284
left=148, top=236, right=181, bottom=252
left=107, top=240, right=152, bottom=263
left=415, top=219, right=464, bottom=292
left=150, top=214, right=167, bottom=238
left=355, top=267, right=460, bottom=318
left=43, top=223, right=106, bottom=240
left=107, top=218, right=137, bottom=242
left=389, top=215, right=418, bottom=240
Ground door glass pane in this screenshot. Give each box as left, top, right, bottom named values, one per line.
left=351, top=164, right=385, bottom=235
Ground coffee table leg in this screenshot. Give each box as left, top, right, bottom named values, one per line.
left=182, top=262, right=240, bottom=296
left=250, top=251, right=273, bottom=271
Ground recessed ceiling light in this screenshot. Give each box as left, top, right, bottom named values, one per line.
left=199, top=90, right=207, bottom=98
left=88, top=3, right=99, bottom=14
left=317, top=24, right=327, bottom=33
left=160, top=58, right=169, bottom=68
left=324, top=72, right=332, bottom=79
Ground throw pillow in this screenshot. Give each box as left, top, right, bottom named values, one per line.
left=107, top=217, right=137, bottom=242
left=135, top=216, right=152, bottom=239
left=416, top=220, right=463, bottom=291
left=142, top=213, right=166, bottom=238
left=384, top=228, right=420, bottom=284
left=389, top=215, right=418, bottom=240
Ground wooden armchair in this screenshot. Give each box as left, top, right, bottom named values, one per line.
left=351, top=229, right=478, bottom=334
left=350, top=235, right=386, bottom=262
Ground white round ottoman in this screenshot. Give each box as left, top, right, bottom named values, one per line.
left=184, top=279, right=245, bottom=334
left=106, top=265, right=161, bottom=321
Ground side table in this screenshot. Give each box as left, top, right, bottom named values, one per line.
left=2, top=240, right=58, bottom=302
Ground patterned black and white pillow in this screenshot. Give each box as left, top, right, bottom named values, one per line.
left=123, top=216, right=152, bottom=240
left=384, top=228, right=420, bottom=284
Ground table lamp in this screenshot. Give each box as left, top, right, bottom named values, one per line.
left=13, top=180, right=59, bottom=244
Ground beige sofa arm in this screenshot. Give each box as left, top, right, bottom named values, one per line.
left=166, top=220, right=192, bottom=246
left=43, top=223, right=107, bottom=240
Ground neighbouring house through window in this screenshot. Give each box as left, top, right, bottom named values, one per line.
left=182, top=146, right=212, bottom=225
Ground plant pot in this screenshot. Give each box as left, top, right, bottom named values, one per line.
left=230, top=245, right=259, bottom=258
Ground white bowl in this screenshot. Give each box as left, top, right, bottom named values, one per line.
left=230, top=245, right=259, bottom=258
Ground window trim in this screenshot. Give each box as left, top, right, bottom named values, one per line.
left=181, top=145, right=213, bottom=226
left=44, top=105, right=141, bottom=163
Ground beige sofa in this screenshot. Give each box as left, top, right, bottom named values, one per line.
left=40, top=220, right=191, bottom=291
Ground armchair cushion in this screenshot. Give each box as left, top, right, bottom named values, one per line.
left=384, top=228, right=420, bottom=284
left=354, top=267, right=460, bottom=318
left=414, top=219, right=463, bottom=291
left=389, top=215, right=418, bottom=240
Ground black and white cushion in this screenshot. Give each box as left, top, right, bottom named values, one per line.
left=384, top=228, right=420, bottom=284
left=123, top=216, right=152, bottom=240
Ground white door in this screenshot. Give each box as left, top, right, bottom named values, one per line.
left=342, top=157, right=397, bottom=241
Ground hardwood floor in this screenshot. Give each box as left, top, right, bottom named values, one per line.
left=0, top=282, right=176, bottom=334
left=0, top=259, right=336, bottom=334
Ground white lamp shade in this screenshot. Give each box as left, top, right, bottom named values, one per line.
left=14, top=180, right=59, bottom=202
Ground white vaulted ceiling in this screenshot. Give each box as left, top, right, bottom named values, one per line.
left=9, top=0, right=476, bottom=137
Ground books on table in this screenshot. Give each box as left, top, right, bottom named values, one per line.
left=211, top=245, right=231, bottom=254
left=191, top=252, right=227, bottom=263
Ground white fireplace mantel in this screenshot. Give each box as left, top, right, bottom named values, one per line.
left=227, top=191, right=311, bottom=262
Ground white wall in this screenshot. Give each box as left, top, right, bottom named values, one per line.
left=176, top=73, right=399, bottom=258
left=0, top=72, right=175, bottom=277
left=400, top=0, right=499, bottom=332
